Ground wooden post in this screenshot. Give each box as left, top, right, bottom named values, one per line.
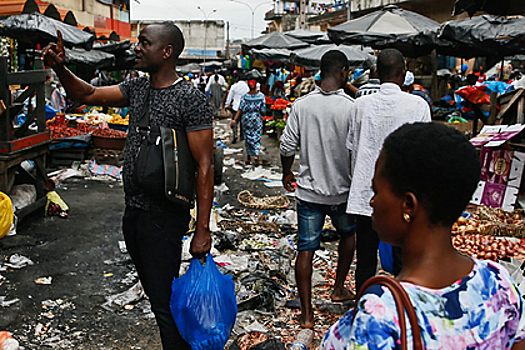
left=0, top=57, right=11, bottom=142
left=488, top=91, right=498, bottom=125
left=430, top=49, right=439, bottom=102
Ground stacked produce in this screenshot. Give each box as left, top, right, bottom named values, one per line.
left=109, top=115, right=129, bottom=126
left=92, top=128, right=127, bottom=138
left=270, top=98, right=291, bottom=110
left=452, top=234, right=524, bottom=261
left=452, top=205, right=525, bottom=238
left=451, top=205, right=525, bottom=262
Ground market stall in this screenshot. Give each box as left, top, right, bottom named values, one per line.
left=0, top=56, right=50, bottom=219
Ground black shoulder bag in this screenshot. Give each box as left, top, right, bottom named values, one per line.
left=133, top=86, right=196, bottom=208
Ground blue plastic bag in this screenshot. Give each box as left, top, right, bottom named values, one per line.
left=378, top=241, right=394, bottom=274
left=171, top=254, right=237, bottom=350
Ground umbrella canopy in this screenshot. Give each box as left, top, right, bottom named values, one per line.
left=328, top=5, right=440, bottom=47
left=242, top=31, right=309, bottom=52
left=177, top=63, right=200, bottom=74
left=437, top=15, right=525, bottom=59
left=284, top=29, right=327, bottom=44
left=93, top=40, right=132, bottom=54
left=292, top=44, right=376, bottom=69
left=65, top=48, right=115, bottom=68
left=453, top=0, right=524, bottom=17
left=314, top=34, right=333, bottom=45
left=0, top=12, right=95, bottom=48
left=250, top=48, right=292, bottom=62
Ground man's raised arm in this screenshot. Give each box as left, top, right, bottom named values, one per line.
left=42, top=30, right=129, bottom=107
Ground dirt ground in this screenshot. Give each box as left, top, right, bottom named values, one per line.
left=0, top=119, right=296, bottom=349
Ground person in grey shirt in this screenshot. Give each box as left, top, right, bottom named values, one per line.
left=280, top=50, right=357, bottom=329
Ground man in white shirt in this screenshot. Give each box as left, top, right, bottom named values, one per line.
left=205, top=72, right=228, bottom=93
left=346, top=49, right=431, bottom=293
left=225, top=77, right=249, bottom=143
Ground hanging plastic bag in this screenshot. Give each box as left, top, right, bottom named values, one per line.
left=171, top=253, right=237, bottom=350
left=0, top=192, right=14, bottom=239
left=378, top=241, right=394, bottom=274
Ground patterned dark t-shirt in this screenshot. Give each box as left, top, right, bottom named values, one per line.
left=119, top=76, right=213, bottom=212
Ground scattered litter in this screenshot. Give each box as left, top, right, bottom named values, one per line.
left=35, top=277, right=53, bottom=285
left=263, top=181, right=283, bottom=188
left=215, top=183, right=230, bottom=193
left=224, top=158, right=236, bottom=166
left=241, top=167, right=281, bottom=181
left=4, top=254, right=34, bottom=269
left=103, top=273, right=113, bottom=278
left=244, top=320, right=266, bottom=333
left=271, top=210, right=297, bottom=225
left=224, top=148, right=243, bottom=155
left=0, top=296, right=20, bottom=307
left=118, top=241, right=128, bottom=254
left=238, top=191, right=290, bottom=210
left=101, top=282, right=145, bottom=310
left=9, top=184, right=37, bottom=211
left=88, top=160, right=122, bottom=180
left=48, top=168, right=84, bottom=183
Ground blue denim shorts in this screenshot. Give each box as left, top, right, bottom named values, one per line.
left=296, top=199, right=356, bottom=251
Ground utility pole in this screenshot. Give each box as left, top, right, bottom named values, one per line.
left=347, top=0, right=351, bottom=20
left=226, top=21, right=230, bottom=59
left=299, top=0, right=307, bottom=29
left=197, top=6, right=216, bottom=74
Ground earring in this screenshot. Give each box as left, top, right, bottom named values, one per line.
left=403, top=213, right=411, bottom=223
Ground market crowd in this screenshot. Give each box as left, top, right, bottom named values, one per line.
left=40, top=22, right=525, bottom=350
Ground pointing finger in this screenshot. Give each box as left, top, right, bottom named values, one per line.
left=57, top=30, right=64, bottom=51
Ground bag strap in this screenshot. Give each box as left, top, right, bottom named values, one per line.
left=353, top=275, right=423, bottom=350
left=137, top=85, right=151, bottom=129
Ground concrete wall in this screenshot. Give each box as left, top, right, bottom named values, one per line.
left=132, top=20, right=226, bottom=58
left=47, top=0, right=111, bottom=18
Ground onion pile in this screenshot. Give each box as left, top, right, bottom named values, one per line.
left=452, top=234, right=524, bottom=261
left=452, top=216, right=481, bottom=234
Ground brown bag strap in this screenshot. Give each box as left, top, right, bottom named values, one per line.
left=353, top=275, right=423, bottom=350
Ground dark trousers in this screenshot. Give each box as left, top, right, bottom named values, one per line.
left=232, top=109, right=244, bottom=141
left=123, top=206, right=191, bottom=350
left=355, top=215, right=403, bottom=294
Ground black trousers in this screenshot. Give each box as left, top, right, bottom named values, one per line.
left=123, top=206, right=191, bottom=350
left=232, top=108, right=245, bottom=141
left=355, top=215, right=403, bottom=294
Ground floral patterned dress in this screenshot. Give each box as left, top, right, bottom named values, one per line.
left=322, top=259, right=525, bottom=350
left=239, top=92, right=266, bottom=156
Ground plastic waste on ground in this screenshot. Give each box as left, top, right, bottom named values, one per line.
left=45, top=191, right=69, bottom=218
left=289, top=329, right=314, bottom=350
left=171, top=254, right=237, bottom=350
left=8, top=184, right=36, bottom=211
left=0, top=192, right=13, bottom=239
left=0, top=331, right=19, bottom=350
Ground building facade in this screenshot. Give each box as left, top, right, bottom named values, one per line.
left=0, top=0, right=131, bottom=39
left=131, top=20, right=226, bottom=61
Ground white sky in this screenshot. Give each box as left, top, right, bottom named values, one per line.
left=130, top=0, right=276, bottom=41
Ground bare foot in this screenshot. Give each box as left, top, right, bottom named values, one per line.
left=331, top=288, right=355, bottom=302
left=299, top=310, right=314, bottom=329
